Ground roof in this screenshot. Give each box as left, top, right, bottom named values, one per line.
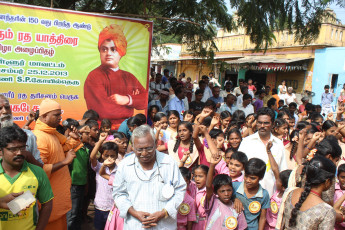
left=225, top=56, right=312, bottom=64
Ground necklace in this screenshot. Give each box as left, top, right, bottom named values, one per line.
left=310, top=189, right=321, bottom=198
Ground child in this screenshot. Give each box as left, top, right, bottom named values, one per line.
left=152, top=112, right=169, bottom=146
left=205, top=154, right=247, bottom=230
left=220, top=111, right=231, bottom=132
left=233, top=158, right=270, bottom=230
left=224, top=148, right=234, bottom=165
left=67, top=124, right=90, bottom=230
left=272, top=118, right=289, bottom=144
left=183, top=110, right=195, bottom=123
left=101, top=118, right=112, bottom=133
left=227, top=128, right=242, bottom=151
left=334, top=163, right=345, bottom=230
left=90, top=132, right=118, bottom=230
left=265, top=170, right=291, bottom=230
left=229, top=151, right=248, bottom=182
left=157, top=121, right=199, bottom=169
left=321, top=85, right=334, bottom=117
left=192, top=164, right=209, bottom=230
left=177, top=167, right=197, bottom=229
left=278, top=99, right=285, bottom=110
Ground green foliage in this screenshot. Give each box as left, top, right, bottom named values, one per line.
left=11, top=0, right=345, bottom=61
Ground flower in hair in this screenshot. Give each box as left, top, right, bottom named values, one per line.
left=306, top=149, right=317, bottom=161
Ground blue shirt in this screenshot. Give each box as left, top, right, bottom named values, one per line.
left=321, top=92, right=334, bottom=107
left=118, top=118, right=132, bottom=139
left=168, top=96, right=185, bottom=120
left=209, top=96, right=224, bottom=104
left=149, top=99, right=169, bottom=115
left=219, top=103, right=238, bottom=114
left=233, top=181, right=270, bottom=230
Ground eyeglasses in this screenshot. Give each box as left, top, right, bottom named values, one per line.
left=257, top=121, right=271, bottom=126
left=135, top=147, right=155, bottom=153
left=4, top=145, right=27, bottom=153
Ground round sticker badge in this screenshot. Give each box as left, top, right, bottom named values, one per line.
left=225, top=216, right=238, bottom=230
left=200, top=196, right=205, bottom=207
left=249, top=201, right=261, bottom=214
left=185, top=156, right=192, bottom=166
left=178, top=203, right=191, bottom=215
left=270, top=201, right=278, bottom=214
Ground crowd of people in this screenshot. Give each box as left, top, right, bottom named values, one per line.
left=1, top=72, right=345, bottom=230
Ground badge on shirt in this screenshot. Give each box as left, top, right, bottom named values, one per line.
left=178, top=203, right=191, bottom=215
left=200, top=195, right=205, bottom=207
left=185, top=156, right=192, bottom=166
left=225, top=216, right=238, bottom=230
left=270, top=201, right=278, bottom=214
left=107, top=210, right=114, bottom=222
left=248, top=201, right=261, bottom=214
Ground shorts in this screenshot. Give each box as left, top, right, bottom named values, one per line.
left=94, top=209, right=109, bottom=230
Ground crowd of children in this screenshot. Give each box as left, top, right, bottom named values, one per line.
left=4, top=75, right=345, bottom=230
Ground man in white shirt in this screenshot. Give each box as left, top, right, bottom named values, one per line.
left=238, top=108, right=287, bottom=197
left=209, top=72, right=220, bottom=87
left=191, top=79, right=212, bottom=103
left=237, top=94, right=254, bottom=117
left=113, top=125, right=186, bottom=230
left=233, top=79, right=245, bottom=96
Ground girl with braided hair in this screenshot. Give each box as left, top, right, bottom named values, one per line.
left=157, top=121, right=199, bottom=169
left=220, top=110, right=231, bottom=133
left=281, top=156, right=336, bottom=229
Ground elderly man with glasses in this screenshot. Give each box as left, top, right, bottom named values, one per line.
left=113, top=125, right=186, bottom=229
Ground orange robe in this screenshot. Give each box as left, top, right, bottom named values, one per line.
left=33, top=119, right=80, bottom=230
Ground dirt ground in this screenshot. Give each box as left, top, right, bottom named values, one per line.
left=81, top=203, right=96, bottom=230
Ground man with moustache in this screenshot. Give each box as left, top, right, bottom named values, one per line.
left=113, top=125, right=186, bottom=229
left=0, top=126, right=53, bottom=230
left=84, top=24, right=148, bottom=128
left=0, top=94, right=43, bottom=166
left=238, top=108, right=287, bottom=197
left=33, top=99, right=80, bottom=230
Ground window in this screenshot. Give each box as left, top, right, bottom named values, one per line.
left=331, top=29, right=334, bottom=39
left=340, top=31, right=343, bottom=41
left=331, top=74, right=338, bottom=93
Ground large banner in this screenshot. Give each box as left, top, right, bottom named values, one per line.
left=0, top=2, right=152, bottom=128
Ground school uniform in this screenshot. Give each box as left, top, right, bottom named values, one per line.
left=233, top=181, right=270, bottom=230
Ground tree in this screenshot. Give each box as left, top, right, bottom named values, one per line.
left=11, top=0, right=345, bottom=58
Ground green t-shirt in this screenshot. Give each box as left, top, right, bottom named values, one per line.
left=70, top=146, right=89, bottom=185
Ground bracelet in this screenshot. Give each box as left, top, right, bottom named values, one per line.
left=306, top=146, right=312, bottom=151
left=162, top=209, right=168, bottom=219
left=336, top=118, right=344, bottom=122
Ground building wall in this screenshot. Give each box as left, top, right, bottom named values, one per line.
left=312, top=47, right=345, bottom=106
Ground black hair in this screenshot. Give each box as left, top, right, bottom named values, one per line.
left=167, top=110, right=180, bottom=121
left=62, top=118, right=80, bottom=130
left=231, top=110, right=246, bottom=126
left=101, top=119, right=111, bottom=128
left=56, top=125, right=65, bottom=135
left=193, top=164, right=209, bottom=176
left=148, top=105, right=160, bottom=117
left=198, top=80, right=206, bottom=86
left=153, top=112, right=167, bottom=122
left=322, top=120, right=337, bottom=132
left=174, top=121, right=194, bottom=154
left=0, top=126, right=27, bottom=148
left=205, top=99, right=217, bottom=110
left=315, top=135, right=341, bottom=160
left=257, top=107, right=275, bottom=122
left=213, top=174, right=233, bottom=194
left=112, top=131, right=127, bottom=140
left=202, top=116, right=212, bottom=127
left=296, top=121, right=310, bottom=130
left=238, top=79, right=244, bottom=83
left=227, top=128, right=242, bottom=145
left=315, top=105, right=322, bottom=110
left=289, top=130, right=299, bottom=160
left=135, top=113, right=147, bottom=124
left=174, top=86, right=184, bottom=96
left=242, top=93, right=252, bottom=101
left=230, top=151, right=248, bottom=166
left=244, top=158, right=266, bottom=179
left=220, top=111, right=231, bottom=120
left=272, top=88, right=278, bottom=94
left=195, top=88, right=204, bottom=95
left=225, top=148, right=235, bottom=155
left=179, top=167, right=191, bottom=180
left=289, top=102, right=297, bottom=108
left=240, top=86, right=248, bottom=94
left=278, top=99, right=284, bottom=104
left=77, top=124, right=88, bottom=131
left=183, top=110, right=194, bottom=119
left=273, top=118, right=288, bottom=133
left=338, top=164, right=345, bottom=176
left=34, top=110, right=40, bottom=121
left=85, top=119, right=99, bottom=129
left=267, top=98, right=277, bottom=108
left=82, top=109, right=99, bottom=120
left=101, top=142, right=119, bottom=154
left=163, top=69, right=169, bottom=74
left=310, top=112, right=323, bottom=123
left=279, top=170, right=292, bottom=189
left=127, top=116, right=143, bottom=128
left=277, top=109, right=291, bottom=120
left=305, top=103, right=315, bottom=112
left=289, top=156, right=336, bottom=227
left=209, top=129, right=224, bottom=139
left=324, top=85, right=330, bottom=89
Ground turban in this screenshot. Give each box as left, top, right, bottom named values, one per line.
left=39, top=99, right=61, bottom=116
left=98, top=24, right=127, bottom=57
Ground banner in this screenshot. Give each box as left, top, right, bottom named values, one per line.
left=0, top=2, right=152, bottom=128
